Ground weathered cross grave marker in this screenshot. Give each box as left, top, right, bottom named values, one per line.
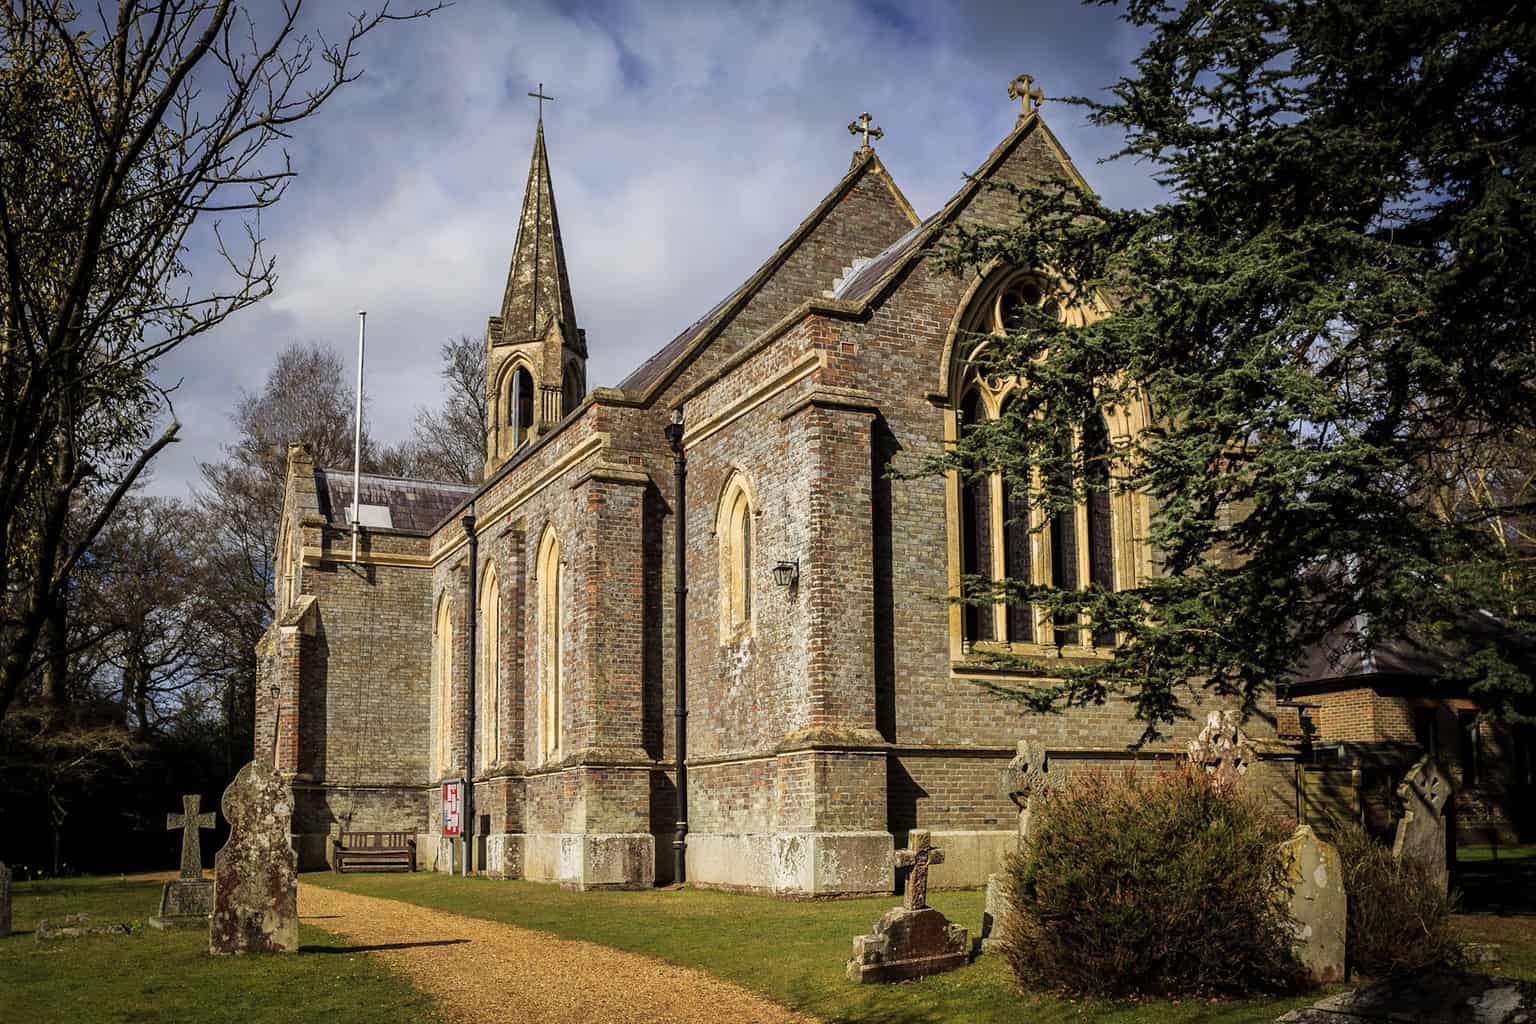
left=150, top=794, right=217, bottom=930
left=1187, top=709, right=1257, bottom=791
left=169, top=795, right=216, bottom=878
left=982, top=740, right=1053, bottom=949
left=1392, top=755, right=1452, bottom=893
left=847, top=830, right=968, bottom=983
left=210, top=761, right=298, bottom=954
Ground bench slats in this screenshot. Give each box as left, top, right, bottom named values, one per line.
left=332, top=831, right=417, bottom=873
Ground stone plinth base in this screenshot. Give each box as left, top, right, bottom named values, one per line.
left=523, top=832, right=654, bottom=890
left=686, top=831, right=894, bottom=896
left=847, top=906, right=968, bottom=983
left=483, top=832, right=524, bottom=879
left=923, top=830, right=1016, bottom=890
left=150, top=878, right=212, bottom=931
left=148, top=914, right=209, bottom=931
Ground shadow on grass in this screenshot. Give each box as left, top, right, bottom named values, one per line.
left=301, top=939, right=470, bottom=954
left=1456, top=848, right=1536, bottom=916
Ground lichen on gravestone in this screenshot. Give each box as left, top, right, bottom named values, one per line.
left=209, top=760, right=298, bottom=954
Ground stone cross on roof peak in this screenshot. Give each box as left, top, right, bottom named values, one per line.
left=1009, top=73, right=1044, bottom=121
left=848, top=111, right=884, bottom=152
left=895, top=829, right=945, bottom=911
left=528, top=83, right=555, bottom=121
left=167, top=794, right=216, bottom=880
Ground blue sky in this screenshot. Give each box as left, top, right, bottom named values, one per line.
left=147, top=0, right=1162, bottom=496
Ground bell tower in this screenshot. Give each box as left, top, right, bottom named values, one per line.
left=485, top=87, right=586, bottom=477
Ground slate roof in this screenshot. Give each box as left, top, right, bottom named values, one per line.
left=1292, top=610, right=1536, bottom=685
left=314, top=470, right=476, bottom=535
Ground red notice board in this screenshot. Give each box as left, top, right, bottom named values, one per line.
left=441, top=779, right=463, bottom=837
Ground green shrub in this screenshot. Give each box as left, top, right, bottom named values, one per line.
left=999, top=767, right=1310, bottom=997
left=1333, top=824, right=1461, bottom=976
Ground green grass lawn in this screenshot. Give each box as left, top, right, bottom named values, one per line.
left=0, top=876, right=443, bottom=1024
left=309, top=871, right=1327, bottom=1024
left=1454, top=844, right=1536, bottom=981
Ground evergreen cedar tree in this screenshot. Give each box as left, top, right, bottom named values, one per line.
left=936, top=0, right=1536, bottom=738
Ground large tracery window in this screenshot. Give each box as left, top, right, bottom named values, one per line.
left=952, top=270, right=1124, bottom=655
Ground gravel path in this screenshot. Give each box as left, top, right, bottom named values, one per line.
left=298, top=882, right=816, bottom=1024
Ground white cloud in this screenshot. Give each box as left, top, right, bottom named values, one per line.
left=148, top=0, right=1166, bottom=496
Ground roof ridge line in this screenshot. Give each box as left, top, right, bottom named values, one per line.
left=621, top=148, right=894, bottom=402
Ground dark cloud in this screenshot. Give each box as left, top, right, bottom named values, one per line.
left=146, top=0, right=1162, bottom=495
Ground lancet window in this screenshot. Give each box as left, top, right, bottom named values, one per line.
left=716, top=473, right=756, bottom=639
left=477, top=564, right=500, bottom=772
left=535, top=527, right=563, bottom=762
left=431, top=593, right=454, bottom=777
left=509, top=365, right=535, bottom=451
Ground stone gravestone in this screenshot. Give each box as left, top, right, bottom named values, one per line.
left=1279, top=824, right=1346, bottom=984
left=1, top=862, right=11, bottom=939
left=150, top=795, right=216, bottom=930
left=847, top=830, right=969, bottom=983
left=981, top=741, right=1052, bottom=950
left=1187, top=709, right=1257, bottom=791
left=210, top=760, right=298, bottom=954
left=1392, top=755, right=1452, bottom=893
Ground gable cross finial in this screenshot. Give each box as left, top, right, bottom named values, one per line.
left=528, top=83, right=555, bottom=121
left=847, top=111, right=884, bottom=152
left=1008, top=74, right=1044, bottom=120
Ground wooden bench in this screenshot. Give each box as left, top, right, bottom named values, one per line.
left=332, top=831, right=416, bottom=873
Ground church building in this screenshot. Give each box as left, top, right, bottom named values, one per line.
left=256, top=78, right=1294, bottom=893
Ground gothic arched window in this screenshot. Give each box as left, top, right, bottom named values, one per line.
left=717, top=474, right=756, bottom=639
left=432, top=593, right=454, bottom=777
left=561, top=362, right=584, bottom=418
left=477, top=564, right=500, bottom=772
left=949, top=269, right=1128, bottom=657
left=535, top=527, right=563, bottom=762
left=510, top=366, right=535, bottom=450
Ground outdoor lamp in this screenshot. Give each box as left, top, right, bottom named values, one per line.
left=772, top=559, right=799, bottom=587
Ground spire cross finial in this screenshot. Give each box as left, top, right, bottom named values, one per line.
left=528, top=83, right=555, bottom=120
left=1009, top=74, right=1044, bottom=120
left=847, top=111, right=884, bottom=151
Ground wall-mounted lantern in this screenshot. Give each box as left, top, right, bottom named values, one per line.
left=772, top=559, right=799, bottom=587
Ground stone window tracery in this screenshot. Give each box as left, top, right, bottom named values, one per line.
left=535, top=527, right=563, bottom=762
left=948, top=269, right=1131, bottom=659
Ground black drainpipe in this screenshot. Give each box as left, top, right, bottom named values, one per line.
left=462, top=510, right=478, bottom=876
left=665, top=407, right=688, bottom=885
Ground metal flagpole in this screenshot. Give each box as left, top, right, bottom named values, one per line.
left=351, top=311, right=366, bottom=564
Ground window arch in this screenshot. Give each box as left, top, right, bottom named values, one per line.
left=947, top=268, right=1129, bottom=657
left=561, top=361, right=584, bottom=418
left=716, top=473, right=756, bottom=639
left=432, top=593, right=454, bottom=777
left=477, top=564, right=500, bottom=772
left=498, top=362, right=536, bottom=457
left=535, top=527, right=563, bottom=762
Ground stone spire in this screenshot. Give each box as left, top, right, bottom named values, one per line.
left=498, top=115, right=581, bottom=355
left=485, top=108, right=587, bottom=477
